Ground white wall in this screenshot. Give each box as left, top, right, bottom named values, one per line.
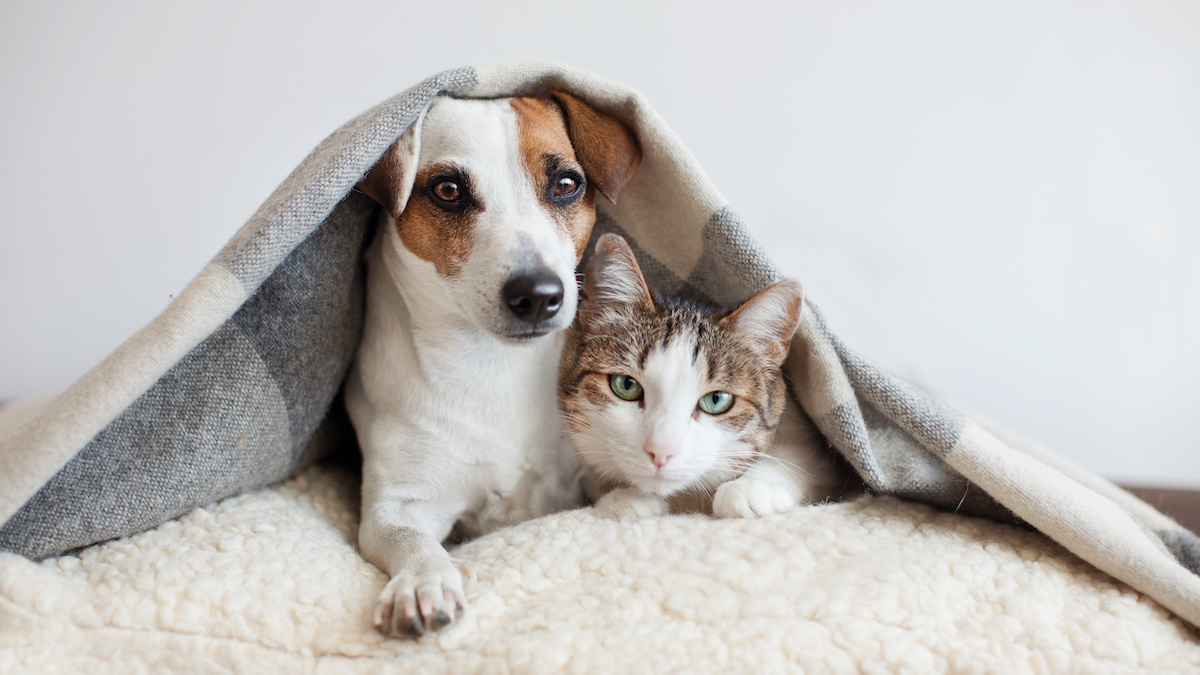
left=2, top=0, right=1197, bottom=486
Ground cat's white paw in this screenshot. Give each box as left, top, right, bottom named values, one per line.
left=712, top=476, right=798, bottom=519
left=373, top=555, right=469, bottom=637
left=595, top=487, right=668, bottom=521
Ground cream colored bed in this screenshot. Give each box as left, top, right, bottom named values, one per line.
left=3, top=463, right=1197, bottom=673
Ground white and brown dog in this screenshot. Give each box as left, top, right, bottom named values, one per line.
left=347, top=91, right=641, bottom=637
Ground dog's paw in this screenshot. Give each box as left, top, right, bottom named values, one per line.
left=712, top=475, right=798, bottom=519
left=594, top=487, right=668, bottom=521
left=373, top=555, right=467, bottom=638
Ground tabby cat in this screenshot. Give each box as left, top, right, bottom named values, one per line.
left=559, top=233, right=844, bottom=520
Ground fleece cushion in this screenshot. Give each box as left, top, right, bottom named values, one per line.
left=1, top=464, right=1197, bottom=673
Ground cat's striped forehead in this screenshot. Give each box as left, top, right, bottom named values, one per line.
left=569, top=295, right=778, bottom=400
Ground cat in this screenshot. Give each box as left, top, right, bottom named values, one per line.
left=558, top=233, right=846, bottom=520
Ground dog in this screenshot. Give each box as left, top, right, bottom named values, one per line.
left=346, top=91, right=641, bottom=637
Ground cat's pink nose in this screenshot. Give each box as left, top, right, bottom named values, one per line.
left=644, top=437, right=677, bottom=469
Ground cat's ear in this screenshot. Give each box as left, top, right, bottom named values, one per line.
left=720, top=279, right=804, bottom=367
left=582, top=233, right=654, bottom=310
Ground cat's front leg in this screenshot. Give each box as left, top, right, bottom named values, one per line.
left=712, top=458, right=802, bottom=519
left=594, top=486, right=668, bottom=521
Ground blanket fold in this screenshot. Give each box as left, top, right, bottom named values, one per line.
left=1, top=59, right=1197, bottom=631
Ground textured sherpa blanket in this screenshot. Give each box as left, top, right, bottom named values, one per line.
left=0, top=58, right=1198, bottom=642
left=2, top=464, right=1198, bottom=673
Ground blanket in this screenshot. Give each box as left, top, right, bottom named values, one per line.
left=1, top=59, right=1198, bottom=637
left=2, top=464, right=1198, bottom=673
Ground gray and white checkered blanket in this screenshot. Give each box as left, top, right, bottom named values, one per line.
left=2, top=61, right=1197, bottom=630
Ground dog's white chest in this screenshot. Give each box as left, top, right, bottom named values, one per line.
left=348, top=273, right=584, bottom=541
left=427, top=334, right=582, bottom=533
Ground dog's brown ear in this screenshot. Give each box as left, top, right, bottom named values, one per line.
left=357, top=115, right=423, bottom=219
left=549, top=91, right=642, bottom=204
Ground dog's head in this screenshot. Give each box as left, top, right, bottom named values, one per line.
left=358, top=92, right=641, bottom=343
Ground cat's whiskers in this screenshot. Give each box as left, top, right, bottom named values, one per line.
left=561, top=403, right=588, bottom=432
left=566, top=427, right=625, bottom=463
left=755, top=452, right=815, bottom=479
left=710, top=446, right=753, bottom=472
left=571, top=434, right=617, bottom=452
left=578, top=460, right=628, bottom=489
left=690, top=478, right=717, bottom=503
left=561, top=418, right=610, bottom=443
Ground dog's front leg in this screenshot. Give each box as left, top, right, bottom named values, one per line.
left=359, top=502, right=467, bottom=637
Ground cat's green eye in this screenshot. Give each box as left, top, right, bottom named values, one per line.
left=698, top=391, right=734, bottom=415
left=609, top=374, right=643, bottom=401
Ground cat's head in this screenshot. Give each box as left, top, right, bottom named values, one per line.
left=559, top=233, right=804, bottom=498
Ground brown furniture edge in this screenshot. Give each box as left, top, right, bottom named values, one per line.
left=1120, top=486, right=1200, bottom=537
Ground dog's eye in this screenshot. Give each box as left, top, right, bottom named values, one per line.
left=432, top=179, right=461, bottom=203
left=555, top=176, right=578, bottom=196
left=553, top=172, right=583, bottom=199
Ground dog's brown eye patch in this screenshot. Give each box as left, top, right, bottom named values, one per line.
left=401, top=167, right=478, bottom=277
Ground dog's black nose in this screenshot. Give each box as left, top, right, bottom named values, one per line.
left=503, top=269, right=565, bottom=324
